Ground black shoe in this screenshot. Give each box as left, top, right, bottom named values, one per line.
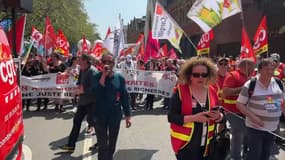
left=59, top=107, right=65, bottom=113
left=43, top=105, right=47, bottom=110
left=55, top=105, right=59, bottom=111
left=60, top=144, right=75, bottom=152
left=89, top=143, right=98, bottom=151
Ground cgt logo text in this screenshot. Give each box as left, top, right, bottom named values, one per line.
left=0, top=59, right=16, bottom=86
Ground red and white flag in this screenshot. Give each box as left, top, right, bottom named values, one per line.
left=91, top=40, right=108, bottom=58
left=253, top=16, right=268, bottom=55
left=44, top=16, right=56, bottom=56
left=240, top=27, right=256, bottom=62
left=31, top=26, right=43, bottom=48
left=119, top=33, right=145, bottom=57
left=103, top=27, right=114, bottom=54
left=54, top=29, right=69, bottom=57
left=81, top=36, right=89, bottom=53
left=7, top=15, right=26, bottom=56
left=152, top=2, right=183, bottom=52
left=196, top=30, right=214, bottom=55
left=119, top=44, right=137, bottom=57
left=137, top=34, right=145, bottom=61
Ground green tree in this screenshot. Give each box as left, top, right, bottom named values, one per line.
left=1, top=0, right=100, bottom=47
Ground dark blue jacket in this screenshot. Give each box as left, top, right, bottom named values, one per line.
left=92, top=71, right=130, bottom=121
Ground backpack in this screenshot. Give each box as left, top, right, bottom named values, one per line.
left=248, top=77, right=284, bottom=98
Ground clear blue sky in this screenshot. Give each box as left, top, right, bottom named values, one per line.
left=84, top=0, right=147, bottom=39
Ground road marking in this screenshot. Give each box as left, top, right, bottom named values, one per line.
left=82, top=122, right=93, bottom=160
left=22, top=144, right=32, bottom=160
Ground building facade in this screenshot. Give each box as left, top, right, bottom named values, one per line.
left=163, top=0, right=285, bottom=59
left=126, top=16, right=146, bottom=43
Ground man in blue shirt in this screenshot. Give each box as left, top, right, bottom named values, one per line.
left=90, top=52, right=131, bottom=160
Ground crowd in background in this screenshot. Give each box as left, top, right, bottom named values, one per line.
left=21, top=46, right=285, bottom=160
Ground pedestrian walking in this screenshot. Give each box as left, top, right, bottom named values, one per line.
left=60, top=53, right=97, bottom=152
left=90, top=52, right=131, bottom=160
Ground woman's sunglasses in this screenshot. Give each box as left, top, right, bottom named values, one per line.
left=191, top=72, right=209, bottom=78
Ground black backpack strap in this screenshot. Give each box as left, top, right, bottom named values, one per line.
left=248, top=77, right=257, bottom=99
left=274, top=77, right=284, bottom=92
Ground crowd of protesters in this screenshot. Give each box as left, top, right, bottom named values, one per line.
left=21, top=46, right=285, bottom=160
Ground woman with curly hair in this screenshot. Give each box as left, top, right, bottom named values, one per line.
left=168, top=57, right=224, bottom=160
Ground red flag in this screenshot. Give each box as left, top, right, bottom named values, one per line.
left=91, top=40, right=108, bottom=58
left=0, top=28, right=24, bottom=160
left=7, top=15, right=26, bottom=56
left=168, top=48, right=178, bottom=60
left=144, top=31, right=160, bottom=62
left=136, top=34, right=145, bottom=61
left=119, top=44, right=137, bottom=57
left=121, top=34, right=146, bottom=57
left=81, top=36, right=89, bottom=52
left=196, top=30, right=214, bottom=55
left=44, top=16, right=56, bottom=56
left=161, top=44, right=168, bottom=57
left=54, top=29, right=69, bottom=57
left=253, top=16, right=268, bottom=55
left=240, top=27, right=256, bottom=62
left=103, top=27, right=114, bottom=53
left=31, top=26, right=43, bottom=47
left=154, top=44, right=168, bottom=59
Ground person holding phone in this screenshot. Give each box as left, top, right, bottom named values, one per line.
left=168, top=57, right=223, bottom=160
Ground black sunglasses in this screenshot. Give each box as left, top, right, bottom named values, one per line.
left=191, top=72, right=209, bottom=78
left=102, top=60, right=113, bottom=64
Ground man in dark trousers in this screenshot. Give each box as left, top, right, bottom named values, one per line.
left=90, top=52, right=131, bottom=160
left=61, top=53, right=97, bottom=152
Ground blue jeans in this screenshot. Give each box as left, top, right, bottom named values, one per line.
left=246, top=127, right=275, bottom=160
left=226, top=113, right=246, bottom=160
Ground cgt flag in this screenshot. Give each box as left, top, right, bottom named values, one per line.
left=44, top=16, right=56, bottom=56
left=54, top=29, right=70, bottom=57
left=187, top=0, right=241, bottom=33
left=152, top=2, right=183, bottom=52
left=240, top=27, right=256, bottom=63
left=31, top=26, right=43, bottom=49
left=196, top=30, right=214, bottom=55
left=253, top=16, right=268, bottom=55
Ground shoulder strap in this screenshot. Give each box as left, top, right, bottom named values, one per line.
left=274, top=77, right=284, bottom=92
left=248, top=77, right=257, bottom=98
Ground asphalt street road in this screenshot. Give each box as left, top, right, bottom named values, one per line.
left=22, top=99, right=285, bottom=160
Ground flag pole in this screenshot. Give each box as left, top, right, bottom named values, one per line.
left=44, top=17, right=47, bottom=58
left=182, top=31, right=197, bottom=51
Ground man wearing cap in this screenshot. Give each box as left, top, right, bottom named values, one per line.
left=212, top=57, right=229, bottom=104
left=222, top=58, right=255, bottom=160
left=271, top=53, right=285, bottom=82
